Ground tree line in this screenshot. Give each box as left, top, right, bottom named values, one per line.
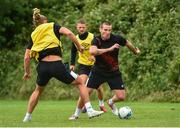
left=0, top=0, right=179, bottom=102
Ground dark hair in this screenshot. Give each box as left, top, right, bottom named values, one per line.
left=100, top=21, right=112, bottom=28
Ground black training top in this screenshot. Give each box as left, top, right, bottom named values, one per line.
left=92, top=34, right=126, bottom=73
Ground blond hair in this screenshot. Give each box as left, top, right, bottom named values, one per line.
left=33, top=8, right=47, bottom=27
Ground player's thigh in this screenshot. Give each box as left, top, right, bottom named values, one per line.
left=52, top=61, right=75, bottom=84
left=36, top=62, right=52, bottom=86
left=87, top=87, right=94, bottom=95
left=107, top=75, right=125, bottom=90
left=77, top=64, right=92, bottom=76
left=79, top=74, right=89, bottom=84
left=87, top=71, right=105, bottom=89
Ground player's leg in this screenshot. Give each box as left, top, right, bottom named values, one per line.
left=23, top=85, right=45, bottom=122
left=83, top=70, right=105, bottom=118
left=77, top=74, right=89, bottom=109
left=69, top=74, right=88, bottom=120
left=27, top=85, right=45, bottom=113
left=71, top=79, right=104, bottom=119
left=77, top=64, right=92, bottom=113
left=23, top=61, right=50, bottom=122
left=69, top=74, right=89, bottom=120
left=55, top=62, right=104, bottom=119
left=107, top=89, right=125, bottom=116
left=68, top=96, right=82, bottom=120
left=106, top=72, right=125, bottom=116
left=97, top=85, right=107, bottom=112
left=111, top=89, right=125, bottom=102
left=71, top=75, right=89, bottom=104
left=52, top=61, right=90, bottom=105
left=69, top=86, right=94, bottom=120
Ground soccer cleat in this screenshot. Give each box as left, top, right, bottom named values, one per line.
left=68, top=114, right=79, bottom=120
left=87, top=109, right=104, bottom=119
left=23, top=115, right=32, bottom=122
left=107, top=100, right=118, bottom=116
left=100, top=105, right=107, bottom=112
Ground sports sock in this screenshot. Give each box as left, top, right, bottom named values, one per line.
left=85, top=102, right=93, bottom=112
left=74, top=107, right=82, bottom=116
left=109, top=98, right=114, bottom=105
left=99, top=100, right=104, bottom=106
left=25, top=112, right=31, bottom=117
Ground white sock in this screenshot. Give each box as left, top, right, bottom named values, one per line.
left=109, top=99, right=117, bottom=111
left=25, top=112, right=31, bottom=117
left=74, top=107, right=82, bottom=116
left=109, top=98, right=114, bottom=105
left=99, top=100, right=104, bottom=106
left=85, top=102, right=93, bottom=112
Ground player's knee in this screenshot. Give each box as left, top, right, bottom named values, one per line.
left=116, top=94, right=125, bottom=101
left=88, top=88, right=93, bottom=95
left=35, top=85, right=44, bottom=95
left=73, top=76, right=84, bottom=86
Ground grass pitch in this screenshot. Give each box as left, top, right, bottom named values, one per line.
left=0, top=100, right=179, bottom=127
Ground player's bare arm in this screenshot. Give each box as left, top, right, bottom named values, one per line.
left=89, top=43, right=119, bottom=56
left=59, top=27, right=84, bottom=53
left=23, top=49, right=31, bottom=80
left=126, top=40, right=140, bottom=55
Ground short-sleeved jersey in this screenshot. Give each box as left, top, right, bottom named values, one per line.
left=92, top=34, right=126, bottom=73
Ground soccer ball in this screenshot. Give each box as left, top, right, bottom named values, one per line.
left=118, top=106, right=132, bottom=119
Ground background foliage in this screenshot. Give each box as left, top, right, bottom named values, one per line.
left=0, top=0, right=179, bottom=102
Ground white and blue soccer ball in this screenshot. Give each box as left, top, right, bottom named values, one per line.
left=118, top=106, right=132, bottom=119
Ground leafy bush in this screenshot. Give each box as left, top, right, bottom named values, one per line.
left=0, top=0, right=179, bottom=102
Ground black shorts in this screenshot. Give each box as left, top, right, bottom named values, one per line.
left=36, top=60, right=75, bottom=86
left=87, top=69, right=125, bottom=90
left=77, top=64, right=92, bottom=76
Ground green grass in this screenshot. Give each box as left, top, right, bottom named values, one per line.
left=0, top=100, right=179, bottom=127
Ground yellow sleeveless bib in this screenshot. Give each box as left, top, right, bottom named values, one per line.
left=30, top=22, right=62, bottom=60
left=76, top=32, right=94, bottom=66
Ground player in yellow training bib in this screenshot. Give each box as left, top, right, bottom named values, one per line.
left=22, top=9, right=103, bottom=122
left=69, top=19, right=107, bottom=120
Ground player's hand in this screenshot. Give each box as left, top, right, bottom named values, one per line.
left=88, top=55, right=96, bottom=62
left=135, top=47, right=141, bottom=55
left=23, top=72, right=30, bottom=80
left=109, top=43, right=120, bottom=51
left=78, top=45, right=84, bottom=54
left=70, top=65, right=75, bottom=71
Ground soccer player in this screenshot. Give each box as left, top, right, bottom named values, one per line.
left=76, top=21, right=140, bottom=116
left=69, top=19, right=107, bottom=120
left=22, top=8, right=103, bottom=122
